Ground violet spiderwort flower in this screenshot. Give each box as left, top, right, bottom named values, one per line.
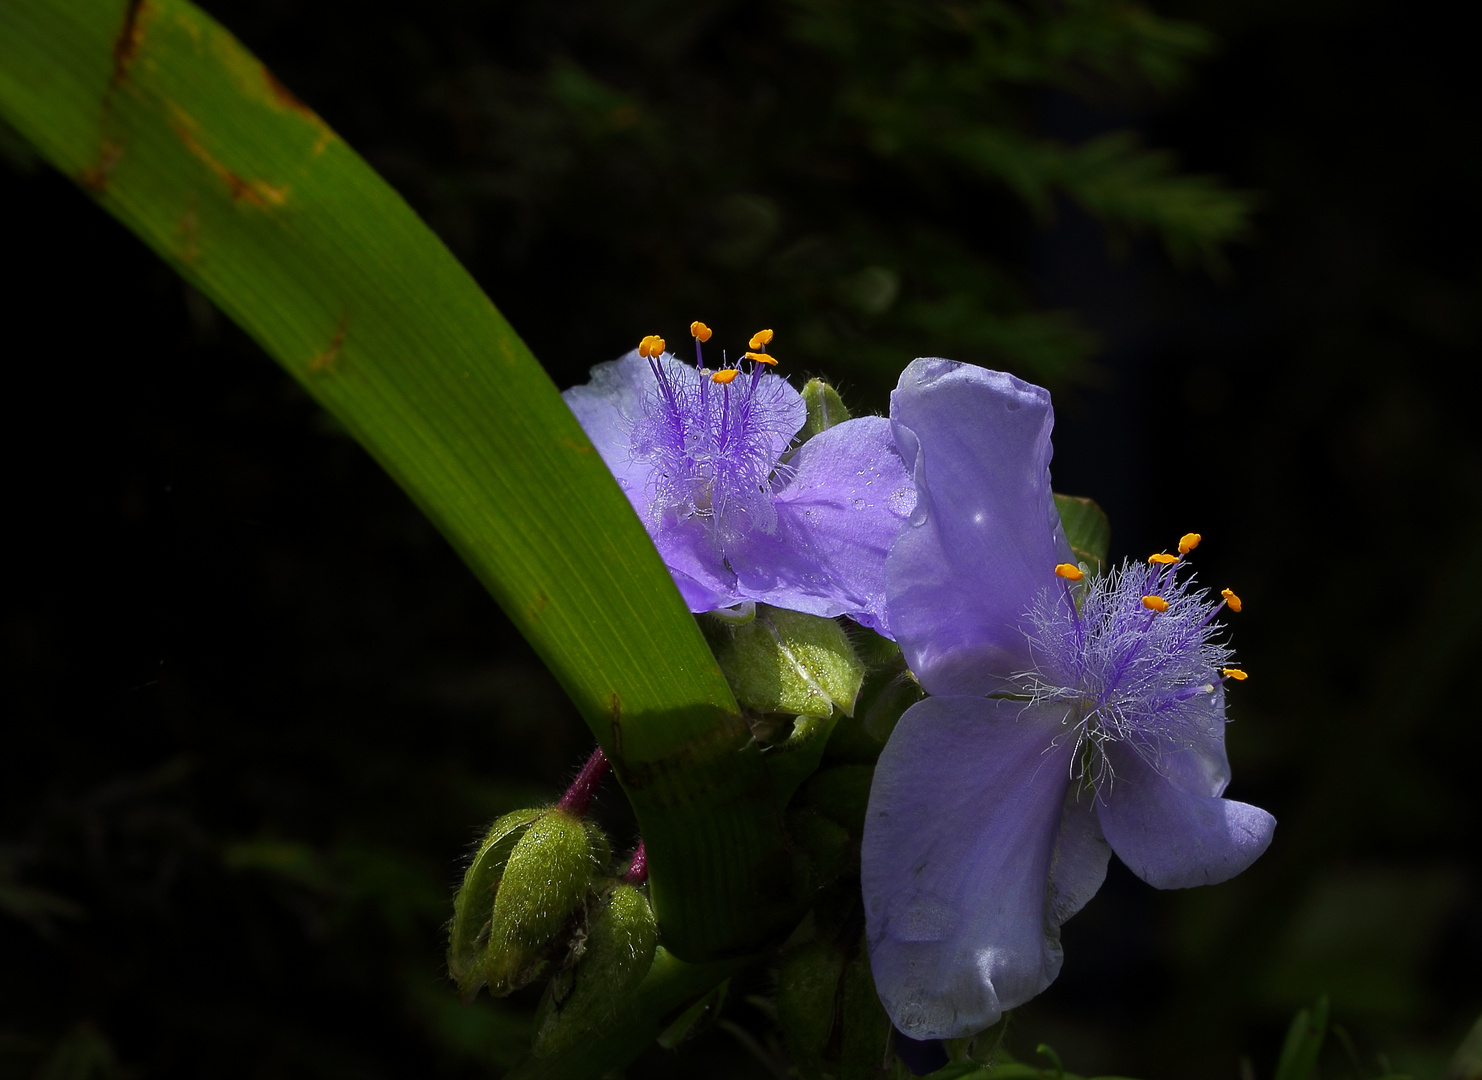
left=861, top=358, right=1274, bottom=1039
left=562, top=325, right=914, bottom=629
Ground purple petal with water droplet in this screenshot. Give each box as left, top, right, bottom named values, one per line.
left=729, top=416, right=914, bottom=630
left=885, top=359, right=1071, bottom=696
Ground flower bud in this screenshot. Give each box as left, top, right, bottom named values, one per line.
left=484, top=808, right=607, bottom=996
left=447, top=808, right=543, bottom=1001
left=533, top=882, right=658, bottom=1057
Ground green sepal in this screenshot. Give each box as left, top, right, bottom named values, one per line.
left=447, top=808, right=543, bottom=1000
left=485, top=809, right=604, bottom=997
left=799, top=378, right=853, bottom=443
left=703, top=605, right=865, bottom=719
left=777, top=939, right=848, bottom=1079
left=1053, top=494, right=1111, bottom=575
left=533, top=883, right=659, bottom=1058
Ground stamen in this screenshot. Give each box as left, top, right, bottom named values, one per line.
left=1179, top=532, right=1202, bottom=554
left=748, top=329, right=774, bottom=350
left=744, top=351, right=778, bottom=365
left=1148, top=553, right=1180, bottom=565
left=638, top=334, right=666, bottom=359
left=690, top=321, right=713, bottom=342
left=1221, top=588, right=1242, bottom=613
left=711, top=368, right=740, bottom=384
left=1141, top=595, right=1169, bottom=613
left=1054, top=563, right=1084, bottom=581
left=1221, top=667, right=1248, bottom=681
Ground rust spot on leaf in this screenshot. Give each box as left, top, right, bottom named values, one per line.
left=110, top=0, right=151, bottom=88
left=80, top=141, right=124, bottom=192
left=176, top=207, right=200, bottom=265
left=529, top=591, right=551, bottom=617
left=560, top=438, right=595, bottom=454
left=261, top=66, right=336, bottom=154
left=308, top=316, right=348, bottom=373
left=610, top=694, right=624, bottom=756
left=169, top=107, right=289, bottom=208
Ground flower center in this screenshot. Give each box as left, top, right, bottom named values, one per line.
left=628, top=325, right=803, bottom=551
left=1024, top=535, right=1247, bottom=771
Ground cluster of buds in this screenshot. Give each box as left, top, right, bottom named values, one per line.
left=446, top=749, right=657, bottom=1055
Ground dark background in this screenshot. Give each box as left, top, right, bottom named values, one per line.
left=3, top=0, right=1479, bottom=1077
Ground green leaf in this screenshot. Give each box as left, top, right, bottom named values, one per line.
left=1444, top=1013, right=1482, bottom=1080
left=508, top=949, right=745, bottom=1080
left=1054, top=493, right=1111, bottom=574
left=0, top=0, right=795, bottom=961
left=839, top=938, right=892, bottom=1080
left=1273, top=996, right=1330, bottom=1080
left=704, top=605, right=866, bottom=719
left=777, top=939, right=848, bottom=1078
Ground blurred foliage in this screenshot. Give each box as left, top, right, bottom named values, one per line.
left=185, top=0, right=1250, bottom=400
left=3, top=0, right=1479, bottom=1076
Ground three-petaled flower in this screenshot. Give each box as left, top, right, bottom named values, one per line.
left=862, top=358, right=1275, bottom=1039
left=563, top=325, right=914, bottom=629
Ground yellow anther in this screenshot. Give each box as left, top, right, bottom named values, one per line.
left=711, top=368, right=740, bottom=384
left=690, top=321, right=713, bottom=342
left=744, top=351, right=778, bottom=365
left=1221, top=588, right=1242, bottom=613
left=1054, top=563, right=1084, bottom=582
left=748, top=328, right=774, bottom=350
left=1148, top=553, right=1180, bottom=565
left=1222, top=667, right=1248, bottom=681
left=1141, top=595, right=1169, bottom=613
left=638, top=334, right=666, bottom=359
left=1179, top=532, right=1202, bottom=554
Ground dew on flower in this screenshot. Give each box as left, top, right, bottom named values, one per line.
left=562, top=324, right=914, bottom=625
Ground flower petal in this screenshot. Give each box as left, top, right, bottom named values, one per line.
left=561, top=351, right=656, bottom=507
left=886, top=359, right=1071, bottom=696
left=1096, top=740, right=1275, bottom=890
left=862, top=697, right=1079, bottom=1039
left=730, top=416, right=915, bottom=630
left=650, top=519, right=738, bottom=611
left=1046, top=787, right=1111, bottom=927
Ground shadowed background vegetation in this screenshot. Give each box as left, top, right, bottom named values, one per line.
left=3, top=0, right=1478, bottom=1077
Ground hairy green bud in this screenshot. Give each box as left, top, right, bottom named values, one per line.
left=447, top=808, right=543, bottom=1001
left=533, top=882, right=659, bottom=1057
left=485, top=808, right=605, bottom=996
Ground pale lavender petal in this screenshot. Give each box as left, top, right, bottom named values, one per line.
left=886, top=359, right=1071, bottom=696
left=560, top=351, right=654, bottom=510
left=1045, top=789, right=1111, bottom=927
left=1096, top=741, right=1275, bottom=890
left=650, top=519, right=737, bottom=611
left=1129, top=683, right=1232, bottom=799
left=729, top=417, right=915, bottom=630
left=862, top=697, right=1077, bottom=1039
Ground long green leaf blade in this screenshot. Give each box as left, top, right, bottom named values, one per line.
left=0, top=0, right=793, bottom=958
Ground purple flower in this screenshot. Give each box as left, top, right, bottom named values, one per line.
left=563, top=328, right=914, bottom=629
left=861, top=358, right=1274, bottom=1039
